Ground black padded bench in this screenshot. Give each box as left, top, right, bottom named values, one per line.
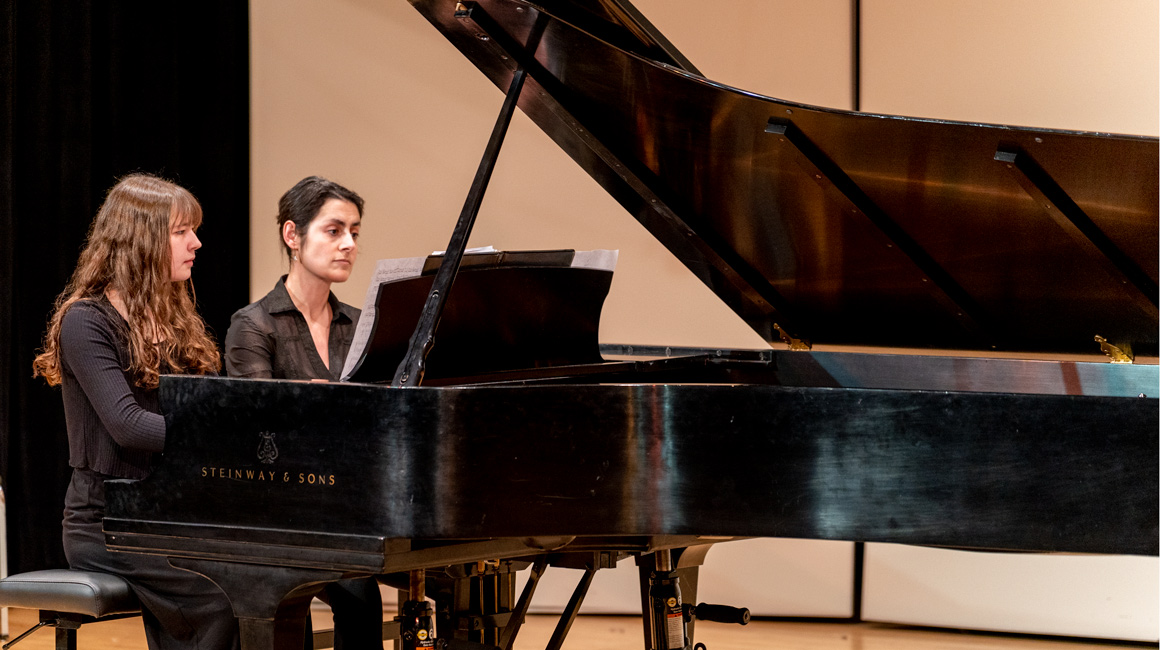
left=0, top=569, right=370, bottom=649
left=0, top=569, right=141, bottom=650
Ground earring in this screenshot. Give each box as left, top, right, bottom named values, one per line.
left=292, top=254, right=298, bottom=261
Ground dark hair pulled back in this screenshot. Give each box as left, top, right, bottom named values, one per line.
left=276, top=176, right=364, bottom=259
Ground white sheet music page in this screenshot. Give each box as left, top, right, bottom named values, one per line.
left=571, top=249, right=618, bottom=272
left=340, top=255, right=426, bottom=380
left=340, top=248, right=619, bottom=381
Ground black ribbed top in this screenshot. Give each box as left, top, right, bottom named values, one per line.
left=59, top=298, right=165, bottom=479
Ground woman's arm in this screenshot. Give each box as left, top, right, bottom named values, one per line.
left=59, top=302, right=166, bottom=452
left=224, top=311, right=275, bottom=378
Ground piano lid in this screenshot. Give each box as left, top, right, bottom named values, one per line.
left=409, top=0, right=1160, bottom=356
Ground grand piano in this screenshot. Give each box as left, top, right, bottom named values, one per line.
left=103, top=0, right=1158, bottom=648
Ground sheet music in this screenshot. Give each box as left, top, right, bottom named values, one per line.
left=340, top=248, right=619, bottom=381
left=430, top=245, right=498, bottom=256
left=341, top=255, right=426, bottom=380
left=571, top=249, right=618, bottom=272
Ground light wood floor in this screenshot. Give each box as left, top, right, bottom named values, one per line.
left=2, top=607, right=1150, bottom=650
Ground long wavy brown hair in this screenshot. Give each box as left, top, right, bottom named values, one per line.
left=33, top=173, right=221, bottom=388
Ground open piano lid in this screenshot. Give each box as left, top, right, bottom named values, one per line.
left=409, top=0, right=1159, bottom=356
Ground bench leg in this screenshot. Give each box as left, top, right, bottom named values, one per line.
left=54, top=626, right=77, bottom=650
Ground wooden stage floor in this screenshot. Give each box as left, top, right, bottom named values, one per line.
left=1, top=607, right=1150, bottom=650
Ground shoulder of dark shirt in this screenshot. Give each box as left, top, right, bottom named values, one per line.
left=336, top=301, right=361, bottom=325
left=61, top=297, right=124, bottom=336
left=227, top=282, right=286, bottom=330
left=59, top=298, right=128, bottom=371
left=224, top=300, right=279, bottom=364
left=228, top=297, right=274, bottom=326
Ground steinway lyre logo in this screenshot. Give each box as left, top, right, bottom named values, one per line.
left=257, top=431, right=278, bottom=464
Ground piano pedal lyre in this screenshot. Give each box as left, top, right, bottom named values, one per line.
left=647, top=549, right=750, bottom=650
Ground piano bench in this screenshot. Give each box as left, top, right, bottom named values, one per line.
left=0, top=569, right=141, bottom=650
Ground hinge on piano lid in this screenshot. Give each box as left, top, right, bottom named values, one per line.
left=774, top=323, right=811, bottom=351
left=1094, top=335, right=1134, bottom=363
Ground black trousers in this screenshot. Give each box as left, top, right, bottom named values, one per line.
left=312, top=578, right=384, bottom=650
left=62, top=468, right=241, bottom=650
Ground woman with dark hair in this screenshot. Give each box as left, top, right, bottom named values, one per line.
left=224, top=176, right=364, bottom=381
left=224, top=176, right=383, bottom=649
left=34, top=173, right=240, bottom=650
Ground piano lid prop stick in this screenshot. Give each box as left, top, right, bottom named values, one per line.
left=391, top=65, right=528, bottom=387
left=392, top=9, right=549, bottom=388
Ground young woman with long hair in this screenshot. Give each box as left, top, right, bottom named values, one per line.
left=224, top=176, right=382, bottom=649
left=34, top=173, right=239, bottom=650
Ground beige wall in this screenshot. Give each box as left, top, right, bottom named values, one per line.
left=862, top=0, right=1159, bottom=134
left=250, top=0, right=1157, bottom=350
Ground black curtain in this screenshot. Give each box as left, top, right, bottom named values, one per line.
left=1, top=1, right=249, bottom=573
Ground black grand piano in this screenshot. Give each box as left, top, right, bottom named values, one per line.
left=104, top=1, right=1158, bottom=648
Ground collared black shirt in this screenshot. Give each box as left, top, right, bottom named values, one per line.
left=224, top=277, right=361, bottom=380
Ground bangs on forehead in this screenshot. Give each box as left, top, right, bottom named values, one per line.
left=169, top=188, right=203, bottom=228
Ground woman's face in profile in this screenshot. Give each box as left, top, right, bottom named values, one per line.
left=298, top=198, right=361, bottom=284
left=169, top=216, right=202, bottom=282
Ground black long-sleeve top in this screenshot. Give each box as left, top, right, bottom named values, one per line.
left=59, top=297, right=165, bottom=479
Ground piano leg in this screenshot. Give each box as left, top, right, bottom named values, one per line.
left=636, top=549, right=702, bottom=650
left=637, top=546, right=752, bottom=649
left=169, top=558, right=343, bottom=650
left=398, top=569, right=438, bottom=650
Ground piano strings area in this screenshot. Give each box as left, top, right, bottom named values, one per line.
left=3, top=605, right=1152, bottom=650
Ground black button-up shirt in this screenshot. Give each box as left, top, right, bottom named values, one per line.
left=224, top=277, right=361, bottom=380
